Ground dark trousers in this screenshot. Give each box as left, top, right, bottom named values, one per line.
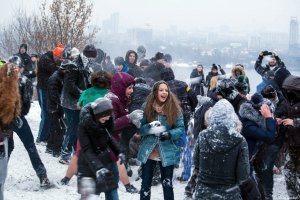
left=37, top=86, right=51, bottom=142
left=9, top=115, right=47, bottom=178
left=255, top=144, right=281, bottom=200
left=47, top=112, right=65, bottom=153
left=60, top=108, right=79, bottom=160
left=284, top=146, right=300, bottom=199
left=140, top=159, right=174, bottom=200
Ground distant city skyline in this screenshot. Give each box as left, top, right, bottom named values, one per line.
left=1, top=0, right=300, bottom=34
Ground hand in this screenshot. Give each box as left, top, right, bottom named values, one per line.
left=272, top=51, right=278, bottom=57
left=148, top=121, right=161, bottom=128
left=96, top=168, right=111, bottom=181
left=262, top=50, right=269, bottom=56
left=276, top=118, right=283, bottom=125
left=282, top=118, right=294, bottom=126
left=118, top=153, right=126, bottom=165
left=260, top=104, right=272, bottom=118
left=128, top=110, right=144, bottom=122
left=159, top=131, right=170, bottom=141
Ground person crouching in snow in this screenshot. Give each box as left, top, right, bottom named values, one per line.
left=138, top=80, right=185, bottom=200
left=77, top=97, right=125, bottom=200
left=193, top=99, right=250, bottom=200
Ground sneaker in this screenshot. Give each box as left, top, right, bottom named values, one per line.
left=60, top=177, right=70, bottom=185
left=39, top=175, right=51, bottom=188
left=59, top=159, right=70, bottom=165
left=125, top=184, right=139, bottom=193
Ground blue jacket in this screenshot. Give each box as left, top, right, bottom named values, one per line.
left=138, top=112, right=184, bottom=167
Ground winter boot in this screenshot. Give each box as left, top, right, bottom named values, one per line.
left=60, top=176, right=70, bottom=185
left=52, top=151, right=60, bottom=158
left=59, top=159, right=70, bottom=165
left=125, top=183, right=139, bottom=193
left=45, top=147, right=53, bottom=154
left=39, top=175, right=51, bottom=189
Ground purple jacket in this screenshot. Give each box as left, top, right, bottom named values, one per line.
left=105, top=72, right=135, bottom=141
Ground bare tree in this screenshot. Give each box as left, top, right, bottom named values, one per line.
left=0, top=0, right=98, bottom=59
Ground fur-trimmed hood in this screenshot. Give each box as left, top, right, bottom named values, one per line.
left=231, top=65, right=245, bottom=78
left=239, top=102, right=266, bottom=129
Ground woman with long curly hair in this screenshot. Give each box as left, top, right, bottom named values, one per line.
left=138, top=80, right=185, bottom=200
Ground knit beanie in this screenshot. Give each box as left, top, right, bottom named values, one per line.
left=208, top=99, right=236, bottom=128
left=91, top=97, right=113, bottom=117
left=114, top=56, right=125, bottom=66
left=155, top=52, right=164, bottom=61
left=19, top=43, right=28, bottom=51
left=53, top=44, right=64, bottom=58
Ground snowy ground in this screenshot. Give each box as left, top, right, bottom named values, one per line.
left=5, top=101, right=289, bottom=200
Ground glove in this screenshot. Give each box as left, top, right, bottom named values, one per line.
left=13, top=116, right=23, bottom=129
left=272, top=51, right=278, bottom=57
left=159, top=131, right=170, bottom=141
left=262, top=50, right=269, bottom=56
left=118, top=153, right=126, bottom=165
left=128, top=110, right=144, bottom=128
left=148, top=121, right=161, bottom=128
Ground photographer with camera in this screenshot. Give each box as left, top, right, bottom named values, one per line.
left=255, top=51, right=291, bottom=91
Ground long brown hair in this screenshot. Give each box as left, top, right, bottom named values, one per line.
left=144, top=81, right=181, bottom=126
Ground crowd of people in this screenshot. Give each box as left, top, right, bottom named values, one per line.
left=0, top=43, right=299, bottom=200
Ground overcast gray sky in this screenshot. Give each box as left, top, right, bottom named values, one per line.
left=1, top=0, right=300, bottom=33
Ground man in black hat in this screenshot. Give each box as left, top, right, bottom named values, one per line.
left=15, top=44, right=33, bottom=79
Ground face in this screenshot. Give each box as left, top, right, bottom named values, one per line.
left=117, top=64, right=123, bottom=72
left=19, top=47, right=26, bottom=54
left=156, top=83, right=169, bottom=104
left=269, top=57, right=277, bottom=66
left=157, top=59, right=166, bottom=65
left=98, top=115, right=111, bottom=124
left=212, top=69, right=218, bottom=74
left=197, top=65, right=203, bottom=72
left=125, top=84, right=134, bottom=98
left=128, top=53, right=136, bottom=64
left=31, top=57, right=37, bottom=62
left=235, top=70, right=241, bottom=76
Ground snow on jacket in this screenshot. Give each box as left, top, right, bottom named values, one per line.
left=194, top=99, right=250, bottom=200
left=78, top=104, right=120, bottom=176
left=47, top=69, right=64, bottom=114
left=138, top=112, right=185, bottom=167
left=239, top=102, right=276, bottom=164
left=19, top=75, right=33, bottom=116
left=61, top=55, right=91, bottom=110
left=37, top=51, right=59, bottom=90
left=105, top=72, right=135, bottom=141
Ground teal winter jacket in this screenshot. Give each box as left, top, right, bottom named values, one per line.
left=137, top=112, right=184, bottom=167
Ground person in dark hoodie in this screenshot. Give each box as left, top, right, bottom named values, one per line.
left=7, top=56, right=51, bottom=188
left=193, top=99, right=250, bottom=200
left=46, top=61, right=67, bottom=157
left=206, top=64, right=226, bottom=91
left=15, top=44, right=33, bottom=79
left=278, top=75, right=300, bottom=199
left=36, top=43, right=64, bottom=143
left=125, top=50, right=142, bottom=78
left=77, top=97, right=125, bottom=200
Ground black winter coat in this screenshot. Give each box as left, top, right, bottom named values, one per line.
left=190, top=68, right=205, bottom=96
left=19, top=75, right=33, bottom=116
left=194, top=126, right=250, bottom=199
left=47, top=70, right=64, bottom=114
left=61, top=56, right=91, bottom=110
left=129, top=83, right=151, bottom=112
left=78, top=105, right=120, bottom=176
left=15, top=52, right=33, bottom=78
left=37, top=51, right=58, bottom=90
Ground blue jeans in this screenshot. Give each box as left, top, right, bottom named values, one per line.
left=0, top=138, right=8, bottom=200
left=104, top=163, right=119, bottom=200
left=60, top=108, right=80, bottom=160
left=9, top=116, right=47, bottom=177
left=37, top=87, right=51, bottom=142
left=140, top=160, right=174, bottom=200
